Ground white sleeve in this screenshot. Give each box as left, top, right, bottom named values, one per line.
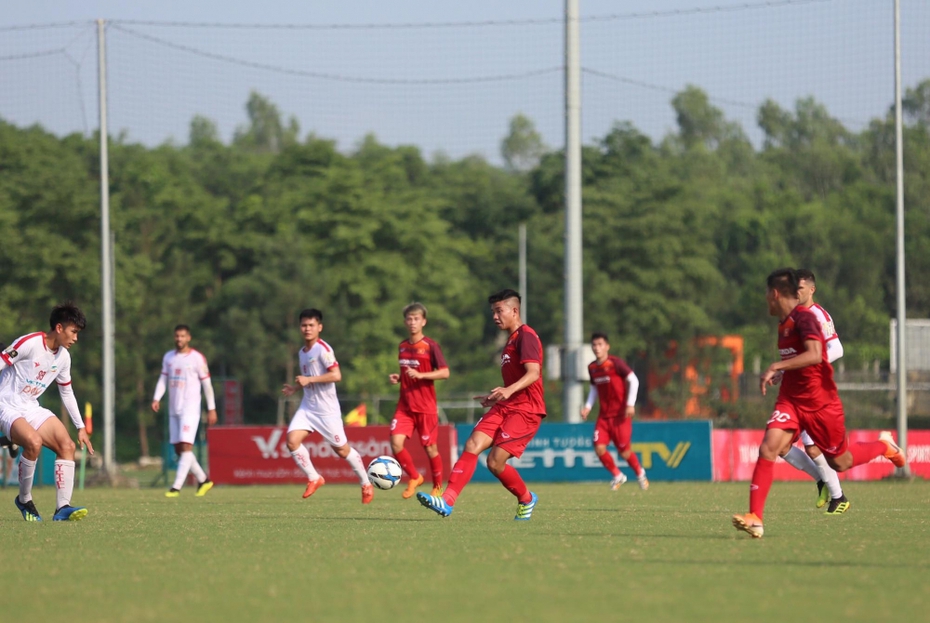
left=625, top=372, right=640, bottom=407
left=153, top=354, right=168, bottom=401
left=826, top=338, right=844, bottom=364
left=57, top=382, right=84, bottom=429
left=201, top=377, right=216, bottom=411
left=585, top=385, right=598, bottom=409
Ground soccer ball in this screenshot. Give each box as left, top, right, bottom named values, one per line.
left=367, top=455, right=403, bottom=490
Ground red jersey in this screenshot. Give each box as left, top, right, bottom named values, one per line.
left=588, top=355, right=633, bottom=418
left=397, top=337, right=447, bottom=414
left=777, top=306, right=838, bottom=409
left=499, top=325, right=546, bottom=415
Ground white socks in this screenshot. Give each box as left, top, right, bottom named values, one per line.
left=290, top=445, right=321, bottom=481
left=172, top=451, right=194, bottom=490
left=783, top=445, right=821, bottom=481
left=18, top=457, right=36, bottom=503
left=344, top=447, right=370, bottom=486
left=55, top=459, right=75, bottom=509
left=813, top=452, right=844, bottom=499
left=188, top=455, right=207, bottom=483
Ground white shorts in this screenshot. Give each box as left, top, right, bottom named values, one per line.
left=169, top=412, right=201, bottom=445
left=0, top=406, right=56, bottom=438
left=800, top=430, right=814, bottom=447
left=287, top=406, right=348, bottom=447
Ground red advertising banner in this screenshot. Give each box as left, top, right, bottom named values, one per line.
left=207, top=425, right=458, bottom=485
left=713, top=429, right=930, bottom=481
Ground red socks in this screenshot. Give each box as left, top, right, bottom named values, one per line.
left=848, top=441, right=887, bottom=467
left=393, top=448, right=420, bottom=480
left=625, top=451, right=644, bottom=476
left=598, top=452, right=621, bottom=477
left=429, top=454, right=443, bottom=489
left=749, top=457, right=775, bottom=520
left=444, top=451, right=478, bottom=506
left=496, top=464, right=532, bottom=503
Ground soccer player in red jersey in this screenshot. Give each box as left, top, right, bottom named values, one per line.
left=580, top=332, right=648, bottom=490
left=388, top=302, right=450, bottom=499
left=732, top=269, right=906, bottom=538
left=417, top=289, right=543, bottom=520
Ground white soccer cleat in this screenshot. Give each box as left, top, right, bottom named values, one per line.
left=637, top=473, right=649, bottom=491
left=610, top=472, right=627, bottom=491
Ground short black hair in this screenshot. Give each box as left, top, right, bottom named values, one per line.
left=174, top=324, right=191, bottom=334
left=766, top=268, right=799, bottom=299
left=795, top=268, right=816, bottom=284
left=488, top=289, right=521, bottom=305
left=299, top=308, right=323, bottom=322
left=49, top=302, right=86, bottom=332
left=591, top=332, right=610, bottom=343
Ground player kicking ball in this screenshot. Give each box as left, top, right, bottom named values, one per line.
left=418, top=289, right=544, bottom=521
left=281, top=309, right=374, bottom=504
left=0, top=303, right=94, bottom=522
left=732, top=269, right=905, bottom=538
left=580, top=332, right=648, bottom=491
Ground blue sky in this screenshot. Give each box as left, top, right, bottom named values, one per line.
left=3, top=1, right=929, bottom=161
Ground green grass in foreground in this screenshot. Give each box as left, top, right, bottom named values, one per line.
left=0, top=481, right=927, bottom=623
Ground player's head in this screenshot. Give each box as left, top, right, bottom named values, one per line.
left=795, top=268, right=817, bottom=307
left=173, top=324, right=192, bottom=350
left=488, top=289, right=521, bottom=331
left=299, top=308, right=324, bottom=342
left=49, top=302, right=86, bottom=349
left=403, top=302, right=428, bottom=336
left=766, top=268, right=800, bottom=316
left=590, top=332, right=610, bottom=360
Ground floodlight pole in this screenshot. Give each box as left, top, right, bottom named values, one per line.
left=563, top=0, right=584, bottom=423
left=893, top=0, right=910, bottom=476
left=97, top=19, right=116, bottom=478
left=519, top=222, right=528, bottom=326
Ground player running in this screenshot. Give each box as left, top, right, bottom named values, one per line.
left=281, top=308, right=374, bottom=504
left=388, top=303, right=449, bottom=499
left=732, top=269, right=905, bottom=538
left=580, top=332, right=648, bottom=490
left=777, top=269, right=849, bottom=514
left=153, top=325, right=217, bottom=498
left=0, top=303, right=94, bottom=522
left=418, top=289, right=543, bottom=521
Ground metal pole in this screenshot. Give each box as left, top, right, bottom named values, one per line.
left=97, top=19, right=116, bottom=477
left=563, top=0, right=584, bottom=423
left=519, top=223, right=528, bottom=326
left=893, top=0, right=909, bottom=475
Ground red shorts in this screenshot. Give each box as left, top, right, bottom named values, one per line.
left=593, top=417, right=632, bottom=451
left=471, top=403, right=543, bottom=459
left=390, top=409, right=439, bottom=446
left=768, top=397, right=848, bottom=457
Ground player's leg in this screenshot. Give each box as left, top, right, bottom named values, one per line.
left=170, top=411, right=202, bottom=494
left=319, top=414, right=372, bottom=503
left=616, top=418, right=647, bottom=490
left=7, top=415, right=44, bottom=521
left=803, top=437, right=844, bottom=510
left=486, top=410, right=541, bottom=520
left=411, top=411, right=441, bottom=497
left=390, top=411, right=423, bottom=497
left=35, top=415, right=87, bottom=521
left=593, top=418, right=622, bottom=486
left=808, top=402, right=901, bottom=472
left=424, top=443, right=443, bottom=495
left=286, top=413, right=324, bottom=497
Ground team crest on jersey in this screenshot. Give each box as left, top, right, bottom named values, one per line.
left=783, top=328, right=790, bottom=337
left=501, top=354, right=511, bottom=367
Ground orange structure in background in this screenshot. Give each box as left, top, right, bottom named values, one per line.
left=645, top=335, right=744, bottom=419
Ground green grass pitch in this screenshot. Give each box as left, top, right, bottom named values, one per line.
left=1, top=481, right=927, bottom=622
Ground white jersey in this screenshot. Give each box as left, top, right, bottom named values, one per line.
left=156, top=349, right=213, bottom=416
left=0, top=332, right=73, bottom=412
left=298, top=340, right=341, bottom=417
left=808, top=303, right=843, bottom=363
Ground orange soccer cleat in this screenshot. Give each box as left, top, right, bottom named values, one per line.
left=362, top=483, right=375, bottom=505
left=402, top=474, right=424, bottom=499
left=302, top=477, right=325, bottom=499
left=879, top=431, right=906, bottom=468
left=732, top=512, right=764, bottom=538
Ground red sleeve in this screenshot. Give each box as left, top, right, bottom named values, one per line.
left=429, top=339, right=448, bottom=370
left=612, top=356, right=633, bottom=377
left=518, top=328, right=542, bottom=364
left=795, top=311, right=823, bottom=343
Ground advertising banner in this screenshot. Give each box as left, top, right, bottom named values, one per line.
left=457, top=420, right=713, bottom=483
left=207, top=425, right=457, bottom=485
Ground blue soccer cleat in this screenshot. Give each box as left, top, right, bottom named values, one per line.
left=53, top=505, right=88, bottom=522
left=416, top=492, right=453, bottom=517
left=14, top=496, right=41, bottom=522
left=515, top=491, right=538, bottom=521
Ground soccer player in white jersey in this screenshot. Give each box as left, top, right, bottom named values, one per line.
left=152, top=325, right=217, bottom=498
left=777, top=269, right=849, bottom=514
left=0, top=303, right=94, bottom=522
left=281, top=308, right=374, bottom=504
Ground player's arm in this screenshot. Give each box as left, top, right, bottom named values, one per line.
left=152, top=357, right=168, bottom=412
left=826, top=336, right=844, bottom=364
left=761, top=339, right=822, bottom=395
left=482, top=362, right=541, bottom=406
left=296, top=366, right=342, bottom=387
left=407, top=367, right=450, bottom=381
left=57, top=380, right=94, bottom=455
left=580, top=385, right=597, bottom=420
left=624, top=371, right=639, bottom=418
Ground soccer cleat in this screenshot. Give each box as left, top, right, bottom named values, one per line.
left=610, top=472, right=627, bottom=491
left=361, top=483, right=374, bottom=505
left=637, top=473, right=649, bottom=491
left=402, top=474, right=424, bottom=500
left=732, top=512, right=764, bottom=538
left=14, top=496, right=41, bottom=522
left=302, top=477, right=325, bottom=499
left=53, top=505, right=87, bottom=522
left=165, top=488, right=180, bottom=498
left=514, top=491, right=538, bottom=521
left=430, top=484, right=444, bottom=497
left=816, top=480, right=830, bottom=509
left=417, top=492, right=453, bottom=517
left=879, top=431, right=906, bottom=468
left=195, top=480, right=214, bottom=497
left=0, top=436, right=19, bottom=459
left=824, top=495, right=850, bottom=515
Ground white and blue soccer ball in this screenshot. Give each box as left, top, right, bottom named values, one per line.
left=367, top=455, right=403, bottom=490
